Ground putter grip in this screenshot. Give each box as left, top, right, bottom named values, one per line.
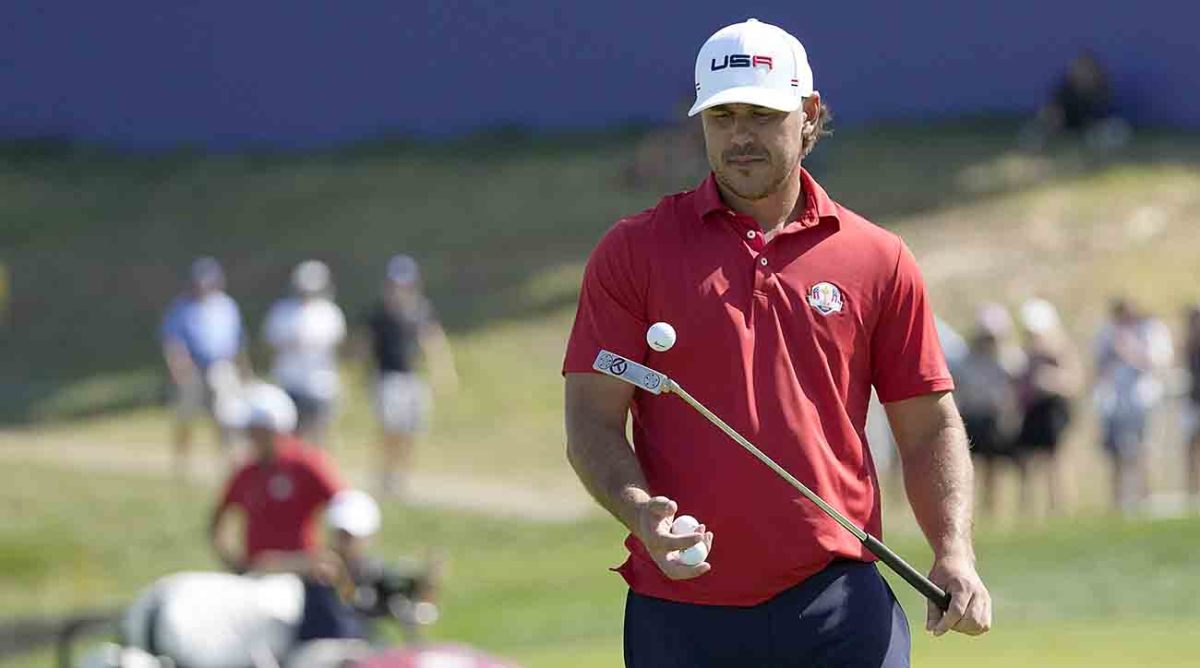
left=862, top=534, right=951, bottom=611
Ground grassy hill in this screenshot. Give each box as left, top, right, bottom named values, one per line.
left=7, top=120, right=1200, bottom=426
left=5, top=121, right=1200, bottom=495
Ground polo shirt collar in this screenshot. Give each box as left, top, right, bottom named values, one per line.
left=692, top=168, right=840, bottom=230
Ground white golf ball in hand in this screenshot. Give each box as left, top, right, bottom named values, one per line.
left=670, top=514, right=709, bottom=566
left=647, top=321, right=677, bottom=352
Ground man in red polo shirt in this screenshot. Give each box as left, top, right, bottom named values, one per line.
left=564, top=18, right=991, bottom=666
left=210, top=383, right=343, bottom=572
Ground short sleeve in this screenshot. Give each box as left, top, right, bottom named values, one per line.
left=304, top=448, right=343, bottom=502
left=562, top=221, right=649, bottom=374
left=216, top=468, right=248, bottom=514
left=871, top=240, right=954, bottom=403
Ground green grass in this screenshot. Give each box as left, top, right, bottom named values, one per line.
left=7, top=121, right=1200, bottom=491
left=8, top=121, right=1200, bottom=665
left=7, top=122, right=1200, bottom=428
left=3, top=462, right=1200, bottom=667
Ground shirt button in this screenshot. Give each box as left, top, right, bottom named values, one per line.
left=746, top=230, right=757, bottom=239
left=759, top=257, right=769, bottom=267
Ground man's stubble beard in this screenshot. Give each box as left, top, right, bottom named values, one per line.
left=714, top=150, right=802, bottom=202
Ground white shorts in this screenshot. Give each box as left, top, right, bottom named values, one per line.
left=175, top=360, right=241, bottom=424
left=374, top=373, right=431, bottom=435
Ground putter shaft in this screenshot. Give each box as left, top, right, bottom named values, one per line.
left=591, top=350, right=951, bottom=610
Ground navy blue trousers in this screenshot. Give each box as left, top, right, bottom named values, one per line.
left=624, top=560, right=910, bottom=667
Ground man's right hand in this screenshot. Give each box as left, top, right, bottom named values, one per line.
left=633, top=496, right=713, bottom=580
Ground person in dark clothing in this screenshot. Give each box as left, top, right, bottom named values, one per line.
left=1022, top=50, right=1131, bottom=152
left=1184, top=305, right=1200, bottom=502
left=1013, top=299, right=1081, bottom=520
left=256, top=489, right=442, bottom=666
left=365, top=255, right=457, bottom=497
left=955, top=307, right=1024, bottom=521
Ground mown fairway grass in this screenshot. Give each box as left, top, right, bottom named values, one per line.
left=3, top=463, right=1200, bottom=667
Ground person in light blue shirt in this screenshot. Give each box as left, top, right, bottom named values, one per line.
left=161, top=257, right=246, bottom=478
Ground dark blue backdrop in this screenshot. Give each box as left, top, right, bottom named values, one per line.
left=3, top=1, right=1195, bottom=149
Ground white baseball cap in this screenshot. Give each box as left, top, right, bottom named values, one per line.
left=1020, top=298, right=1061, bottom=334
left=327, top=489, right=382, bottom=537
left=689, top=18, right=815, bottom=117
left=238, top=382, right=298, bottom=433
left=291, top=259, right=331, bottom=294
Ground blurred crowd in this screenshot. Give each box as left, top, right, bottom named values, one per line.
left=145, top=255, right=455, bottom=662
left=918, top=296, right=1200, bottom=520
left=161, top=254, right=457, bottom=494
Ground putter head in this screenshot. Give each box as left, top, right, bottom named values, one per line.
left=593, top=350, right=670, bottom=395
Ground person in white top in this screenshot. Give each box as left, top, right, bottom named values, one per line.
left=263, top=260, right=347, bottom=446
left=1093, top=297, right=1174, bottom=514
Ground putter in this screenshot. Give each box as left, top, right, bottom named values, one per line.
left=593, top=349, right=952, bottom=611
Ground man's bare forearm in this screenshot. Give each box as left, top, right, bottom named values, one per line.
left=566, top=419, right=651, bottom=533
left=889, top=393, right=976, bottom=561
left=905, top=421, right=974, bottom=559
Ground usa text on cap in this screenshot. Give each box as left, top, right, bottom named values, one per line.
left=689, top=18, right=814, bottom=117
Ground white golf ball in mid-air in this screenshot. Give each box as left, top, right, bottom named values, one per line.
left=647, top=321, right=677, bottom=352
left=670, top=514, right=709, bottom=566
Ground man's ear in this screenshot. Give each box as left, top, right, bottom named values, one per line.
left=802, top=93, right=822, bottom=129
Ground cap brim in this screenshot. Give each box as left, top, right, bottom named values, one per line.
left=688, top=86, right=804, bottom=117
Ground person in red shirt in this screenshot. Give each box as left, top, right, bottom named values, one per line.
left=563, top=19, right=991, bottom=666
left=210, top=383, right=343, bottom=572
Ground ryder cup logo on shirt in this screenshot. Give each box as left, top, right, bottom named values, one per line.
left=807, top=282, right=844, bottom=316
left=269, top=473, right=294, bottom=501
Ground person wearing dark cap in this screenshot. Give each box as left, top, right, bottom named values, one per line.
left=160, top=257, right=247, bottom=478
left=365, top=255, right=458, bottom=497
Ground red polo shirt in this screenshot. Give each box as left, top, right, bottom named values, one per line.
left=215, top=435, right=343, bottom=563
left=563, top=169, right=952, bottom=606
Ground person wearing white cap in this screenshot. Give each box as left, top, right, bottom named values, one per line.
left=564, top=18, right=989, bottom=666
left=956, top=304, right=1024, bottom=521
left=365, top=254, right=458, bottom=496
left=1012, top=299, right=1081, bottom=519
left=209, top=383, right=344, bottom=574
left=262, top=259, right=348, bottom=446
left=250, top=489, right=386, bottom=646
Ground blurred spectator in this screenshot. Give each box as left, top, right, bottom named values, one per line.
left=263, top=260, right=348, bottom=446
left=210, top=383, right=344, bottom=573
left=956, top=304, right=1025, bottom=519
left=937, top=315, right=970, bottom=375
left=257, top=489, right=444, bottom=663
left=1013, top=299, right=1082, bottom=519
left=621, top=94, right=709, bottom=191
left=254, top=489, right=382, bottom=649
left=867, top=316, right=967, bottom=481
left=0, top=260, right=9, bottom=326
left=366, top=255, right=458, bottom=497
left=1183, top=304, right=1200, bottom=502
left=160, top=257, right=246, bottom=478
left=1093, top=298, right=1174, bottom=514
left=1021, top=50, right=1131, bottom=152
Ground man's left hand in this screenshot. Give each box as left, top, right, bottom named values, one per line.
left=926, top=556, right=991, bottom=637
